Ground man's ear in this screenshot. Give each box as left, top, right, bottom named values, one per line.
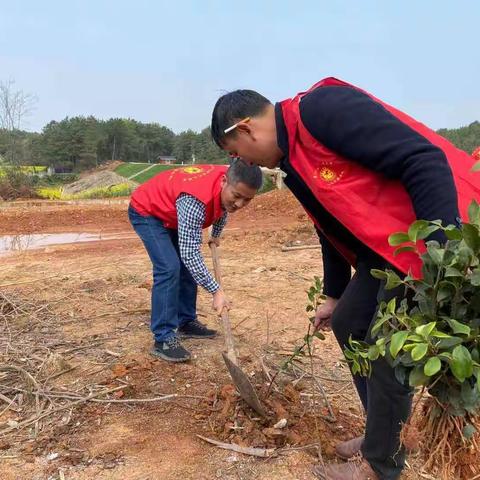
left=236, top=122, right=253, bottom=139
left=220, top=175, right=227, bottom=188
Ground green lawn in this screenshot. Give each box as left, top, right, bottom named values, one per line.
left=115, top=163, right=181, bottom=183
left=115, top=162, right=275, bottom=193
left=114, top=162, right=150, bottom=178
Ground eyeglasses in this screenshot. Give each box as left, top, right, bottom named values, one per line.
left=223, top=117, right=251, bottom=134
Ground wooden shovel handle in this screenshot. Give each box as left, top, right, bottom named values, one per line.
left=210, top=243, right=238, bottom=364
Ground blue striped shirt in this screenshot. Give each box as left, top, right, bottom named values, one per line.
left=176, top=193, right=227, bottom=293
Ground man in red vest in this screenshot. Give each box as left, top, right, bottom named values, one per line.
left=210, top=79, right=479, bottom=480
left=129, top=161, right=262, bottom=363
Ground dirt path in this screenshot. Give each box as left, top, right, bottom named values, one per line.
left=0, top=191, right=419, bottom=479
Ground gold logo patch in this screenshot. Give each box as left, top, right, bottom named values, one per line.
left=313, top=163, right=344, bottom=185
left=183, top=166, right=203, bottom=174
left=319, top=167, right=337, bottom=182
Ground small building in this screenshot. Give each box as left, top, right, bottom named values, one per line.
left=156, top=155, right=177, bottom=165
left=473, top=146, right=480, bottom=162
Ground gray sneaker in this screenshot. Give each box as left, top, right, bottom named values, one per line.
left=178, top=320, right=217, bottom=339
left=151, top=337, right=191, bottom=362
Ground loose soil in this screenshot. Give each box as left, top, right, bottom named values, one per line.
left=0, top=190, right=421, bottom=479
left=62, top=171, right=137, bottom=195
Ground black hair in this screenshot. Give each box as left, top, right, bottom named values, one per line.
left=211, top=90, right=272, bottom=148
left=226, top=158, right=263, bottom=191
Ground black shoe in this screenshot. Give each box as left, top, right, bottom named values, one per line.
left=178, top=320, right=217, bottom=339
left=151, top=337, right=191, bottom=362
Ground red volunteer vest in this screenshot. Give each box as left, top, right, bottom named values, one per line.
left=130, top=165, right=227, bottom=229
left=280, top=78, right=480, bottom=277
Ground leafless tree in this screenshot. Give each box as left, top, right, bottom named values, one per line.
left=0, top=79, right=37, bottom=164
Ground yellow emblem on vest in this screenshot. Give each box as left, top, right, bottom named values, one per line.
left=319, top=167, right=337, bottom=182
left=183, top=166, right=203, bottom=174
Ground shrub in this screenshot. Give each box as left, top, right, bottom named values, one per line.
left=346, top=206, right=480, bottom=479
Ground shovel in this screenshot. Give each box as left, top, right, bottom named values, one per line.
left=210, top=243, right=266, bottom=417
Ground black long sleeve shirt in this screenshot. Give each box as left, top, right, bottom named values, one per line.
left=276, top=85, right=460, bottom=298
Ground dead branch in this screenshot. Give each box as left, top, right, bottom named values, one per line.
left=196, top=435, right=275, bottom=457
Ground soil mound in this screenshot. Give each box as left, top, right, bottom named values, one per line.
left=63, top=170, right=137, bottom=195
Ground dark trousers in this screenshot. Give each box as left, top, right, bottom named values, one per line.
left=331, top=250, right=413, bottom=480
left=128, top=205, right=197, bottom=342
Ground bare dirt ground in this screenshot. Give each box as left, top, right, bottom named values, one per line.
left=0, top=191, right=422, bottom=479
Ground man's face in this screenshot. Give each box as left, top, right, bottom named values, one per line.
left=221, top=115, right=283, bottom=169
left=220, top=179, right=257, bottom=213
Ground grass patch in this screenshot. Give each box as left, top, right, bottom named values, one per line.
left=132, top=165, right=179, bottom=183
left=114, top=163, right=151, bottom=178
left=259, top=175, right=275, bottom=194
left=115, top=163, right=179, bottom=182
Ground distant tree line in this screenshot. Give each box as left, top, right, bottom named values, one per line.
left=437, top=121, right=480, bottom=156
left=0, top=116, right=479, bottom=173
left=0, top=116, right=228, bottom=171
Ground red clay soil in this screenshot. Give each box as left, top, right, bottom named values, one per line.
left=0, top=190, right=306, bottom=236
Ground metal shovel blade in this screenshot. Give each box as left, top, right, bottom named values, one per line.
left=222, top=352, right=267, bottom=417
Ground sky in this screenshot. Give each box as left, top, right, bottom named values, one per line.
left=1, top=0, right=479, bottom=133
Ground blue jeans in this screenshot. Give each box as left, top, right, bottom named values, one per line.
left=128, top=205, right=197, bottom=342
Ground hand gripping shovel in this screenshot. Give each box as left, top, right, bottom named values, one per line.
left=210, top=243, right=266, bottom=417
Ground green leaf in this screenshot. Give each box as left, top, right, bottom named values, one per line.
left=463, top=224, right=480, bottom=252
left=445, top=267, right=463, bottom=277
left=390, top=331, right=409, bottom=359
left=385, top=271, right=403, bottom=290
left=367, top=345, right=380, bottom=361
left=472, top=161, right=480, bottom=172
left=468, top=200, right=480, bottom=224
left=438, top=352, right=453, bottom=362
left=407, top=334, right=426, bottom=342
left=411, top=343, right=428, bottom=361
left=437, top=285, right=454, bottom=303
left=415, top=322, right=437, bottom=340
left=351, top=359, right=361, bottom=375
left=294, top=346, right=304, bottom=356
left=371, top=269, right=388, bottom=280
left=431, top=330, right=452, bottom=338
left=450, top=345, right=473, bottom=382
left=386, top=297, right=397, bottom=314
left=458, top=246, right=474, bottom=268
left=393, top=245, right=417, bottom=257
left=409, top=366, right=429, bottom=387
left=446, top=318, right=471, bottom=336
left=389, top=232, right=410, bottom=246
left=417, top=225, right=441, bottom=240
left=470, top=269, right=480, bottom=286
left=408, top=220, right=429, bottom=242
left=426, top=244, right=445, bottom=265
left=424, top=357, right=442, bottom=376
left=313, top=331, right=325, bottom=340
left=445, top=227, right=463, bottom=241
left=436, top=336, right=464, bottom=349
left=371, top=314, right=391, bottom=336
left=472, top=349, right=480, bottom=363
